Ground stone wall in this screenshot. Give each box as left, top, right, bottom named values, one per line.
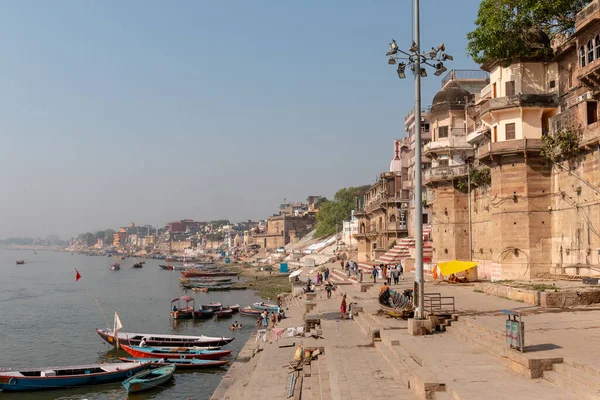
left=550, top=148, right=600, bottom=275
left=430, top=182, right=469, bottom=263
left=470, top=186, right=493, bottom=280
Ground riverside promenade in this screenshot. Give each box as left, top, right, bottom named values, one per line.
left=212, top=267, right=600, bottom=399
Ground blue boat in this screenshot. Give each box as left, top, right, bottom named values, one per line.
left=251, top=302, right=280, bottom=313
left=122, top=364, right=175, bottom=393
left=0, top=362, right=150, bottom=392
left=119, top=357, right=229, bottom=369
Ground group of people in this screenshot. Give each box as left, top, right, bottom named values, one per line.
left=315, top=268, right=330, bottom=284
left=341, top=260, right=359, bottom=277
left=371, top=264, right=403, bottom=285
left=255, top=309, right=285, bottom=329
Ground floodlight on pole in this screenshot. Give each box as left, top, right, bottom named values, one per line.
left=384, top=0, right=452, bottom=319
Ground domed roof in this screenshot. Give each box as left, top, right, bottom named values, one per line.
left=390, top=157, right=402, bottom=173
left=431, top=81, right=470, bottom=112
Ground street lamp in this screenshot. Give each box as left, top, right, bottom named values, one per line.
left=386, top=0, right=452, bottom=319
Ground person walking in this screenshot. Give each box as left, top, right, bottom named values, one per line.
left=399, top=262, right=404, bottom=280
left=393, top=266, right=400, bottom=285
left=340, top=294, right=347, bottom=319
left=377, top=265, right=383, bottom=281
left=372, top=266, right=377, bottom=283
left=387, top=266, right=393, bottom=285
left=325, top=281, right=333, bottom=299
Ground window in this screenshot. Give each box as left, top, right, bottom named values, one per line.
left=580, top=46, right=586, bottom=68
left=438, top=159, right=449, bottom=167
left=422, top=123, right=430, bottom=133
left=549, top=80, right=556, bottom=89
left=596, top=35, right=600, bottom=59
left=587, top=101, right=598, bottom=125
left=505, top=123, right=516, bottom=140
left=438, top=126, right=449, bottom=138
left=588, top=40, right=594, bottom=64
left=505, top=80, right=515, bottom=96
left=568, top=69, right=573, bottom=89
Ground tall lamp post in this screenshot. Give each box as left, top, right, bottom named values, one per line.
left=386, top=0, right=452, bottom=319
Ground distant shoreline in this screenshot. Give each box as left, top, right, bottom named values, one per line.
left=0, top=244, right=65, bottom=251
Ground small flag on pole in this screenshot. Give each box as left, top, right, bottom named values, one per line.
left=75, top=269, right=82, bottom=282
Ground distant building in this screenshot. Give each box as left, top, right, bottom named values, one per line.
left=253, top=215, right=315, bottom=250
left=342, top=211, right=359, bottom=247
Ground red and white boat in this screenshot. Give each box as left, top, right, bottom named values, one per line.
left=96, top=329, right=234, bottom=348
left=121, top=344, right=232, bottom=360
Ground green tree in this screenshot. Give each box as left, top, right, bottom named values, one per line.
left=104, top=229, right=116, bottom=244
left=467, top=0, right=590, bottom=65
left=314, top=186, right=369, bottom=237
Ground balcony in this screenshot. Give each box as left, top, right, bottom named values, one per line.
left=423, top=165, right=469, bottom=184
left=423, top=129, right=471, bottom=154
left=576, top=0, right=600, bottom=31
left=466, top=121, right=491, bottom=144
left=476, top=138, right=544, bottom=160
left=480, top=94, right=558, bottom=116
left=577, top=59, right=600, bottom=89
left=387, top=221, right=408, bottom=232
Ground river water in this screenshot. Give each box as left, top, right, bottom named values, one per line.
left=0, top=249, right=263, bottom=400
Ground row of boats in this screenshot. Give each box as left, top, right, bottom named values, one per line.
left=170, top=298, right=281, bottom=320
left=0, top=317, right=239, bottom=393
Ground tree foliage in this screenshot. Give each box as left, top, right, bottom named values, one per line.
left=314, top=186, right=369, bottom=238
left=467, top=0, right=590, bottom=65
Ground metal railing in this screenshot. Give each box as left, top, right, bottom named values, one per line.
left=423, top=293, right=455, bottom=315
left=423, top=165, right=468, bottom=182
left=441, top=69, right=490, bottom=88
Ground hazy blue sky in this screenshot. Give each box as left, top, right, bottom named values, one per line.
left=0, top=0, right=481, bottom=238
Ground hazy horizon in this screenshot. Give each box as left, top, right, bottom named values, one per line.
left=0, top=0, right=481, bottom=238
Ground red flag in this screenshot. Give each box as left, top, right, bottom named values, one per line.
left=75, top=269, right=81, bottom=282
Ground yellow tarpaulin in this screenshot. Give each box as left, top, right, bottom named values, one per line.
left=437, top=260, right=478, bottom=276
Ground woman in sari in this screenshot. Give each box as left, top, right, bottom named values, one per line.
left=340, top=294, right=347, bottom=319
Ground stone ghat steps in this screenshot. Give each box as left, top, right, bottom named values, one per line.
left=328, top=268, right=354, bottom=285
left=544, top=360, right=600, bottom=400
left=354, top=308, right=579, bottom=399
left=445, top=318, right=563, bottom=378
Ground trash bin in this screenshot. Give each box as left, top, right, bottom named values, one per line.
left=280, top=263, right=288, bottom=273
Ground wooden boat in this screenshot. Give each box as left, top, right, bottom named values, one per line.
left=110, top=263, right=120, bottom=270
left=251, top=302, right=280, bottom=312
left=215, top=308, right=234, bottom=318
left=15, top=260, right=24, bottom=265
left=239, top=307, right=263, bottom=317
left=201, top=302, right=222, bottom=311
left=0, top=362, right=150, bottom=392
left=96, top=329, right=234, bottom=347
left=191, top=287, right=208, bottom=293
left=119, top=357, right=228, bottom=370
left=180, top=270, right=238, bottom=278
left=159, top=264, right=174, bottom=270
left=121, top=345, right=232, bottom=360
left=132, top=263, right=143, bottom=268
left=227, top=304, right=240, bottom=312
left=180, top=277, right=233, bottom=283
left=122, top=364, right=175, bottom=393
left=378, top=288, right=414, bottom=318
left=230, top=286, right=248, bottom=290
left=171, top=296, right=195, bottom=320
left=194, top=309, right=214, bottom=319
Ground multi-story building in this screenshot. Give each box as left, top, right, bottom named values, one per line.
left=424, top=70, right=489, bottom=267
left=342, top=210, right=359, bottom=248
left=354, top=142, right=409, bottom=262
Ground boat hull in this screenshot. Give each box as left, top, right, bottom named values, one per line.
left=122, top=364, right=175, bottom=393
left=180, top=271, right=238, bottom=278
left=0, top=362, right=149, bottom=392
left=121, top=345, right=232, bottom=360
left=119, top=357, right=228, bottom=369
left=96, top=329, right=234, bottom=347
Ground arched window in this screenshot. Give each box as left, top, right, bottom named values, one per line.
left=595, top=35, right=600, bottom=60
left=360, top=223, right=365, bottom=234
left=390, top=214, right=397, bottom=223
left=588, top=40, right=594, bottom=64
left=581, top=46, right=587, bottom=68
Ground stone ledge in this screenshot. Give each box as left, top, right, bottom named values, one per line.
left=475, top=282, right=541, bottom=305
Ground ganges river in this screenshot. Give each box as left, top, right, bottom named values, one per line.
left=0, top=249, right=264, bottom=400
